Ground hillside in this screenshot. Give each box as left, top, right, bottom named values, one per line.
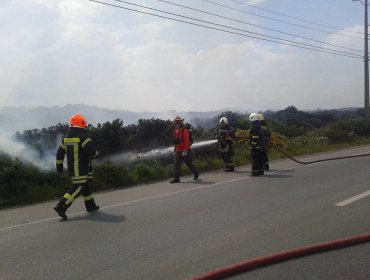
left=0, top=104, right=222, bottom=132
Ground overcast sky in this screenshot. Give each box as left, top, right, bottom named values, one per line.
left=0, top=0, right=366, bottom=112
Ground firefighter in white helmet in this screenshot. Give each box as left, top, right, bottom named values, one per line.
left=214, top=117, right=235, bottom=172
left=258, top=113, right=271, bottom=171
left=249, top=113, right=265, bottom=176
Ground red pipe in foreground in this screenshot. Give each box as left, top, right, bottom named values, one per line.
left=191, top=232, right=370, bottom=280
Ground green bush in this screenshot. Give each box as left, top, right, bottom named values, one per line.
left=5, top=111, right=370, bottom=208
left=132, top=163, right=158, bottom=182
left=93, top=164, right=135, bottom=189
left=326, top=127, right=352, bottom=143
left=0, top=154, right=69, bottom=207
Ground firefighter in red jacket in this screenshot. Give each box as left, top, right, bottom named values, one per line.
left=53, top=114, right=100, bottom=219
left=170, top=116, right=199, bottom=183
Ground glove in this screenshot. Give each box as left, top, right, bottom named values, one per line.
left=91, top=151, right=100, bottom=159
left=56, top=164, right=63, bottom=173
left=181, top=151, right=188, bottom=157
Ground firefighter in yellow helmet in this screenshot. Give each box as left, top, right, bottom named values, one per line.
left=53, top=114, right=100, bottom=219
left=214, top=117, right=235, bottom=172
left=170, top=116, right=199, bottom=183
left=258, top=113, right=271, bottom=171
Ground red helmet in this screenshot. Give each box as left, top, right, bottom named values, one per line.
left=70, top=114, right=87, bottom=128
left=173, top=116, right=184, bottom=124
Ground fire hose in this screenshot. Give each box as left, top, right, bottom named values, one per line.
left=190, top=144, right=370, bottom=280
left=235, top=130, right=370, bottom=164
left=271, top=144, right=370, bottom=165
left=190, top=232, right=370, bottom=280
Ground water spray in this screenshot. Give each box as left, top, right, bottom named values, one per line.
left=106, top=140, right=218, bottom=164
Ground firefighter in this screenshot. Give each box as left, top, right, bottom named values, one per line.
left=249, top=113, right=265, bottom=176
left=258, top=113, right=271, bottom=171
left=214, top=117, right=235, bottom=172
left=170, top=116, right=199, bottom=183
left=53, top=114, right=100, bottom=219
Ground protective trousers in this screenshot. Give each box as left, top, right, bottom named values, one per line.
left=173, top=151, right=198, bottom=180
left=56, top=182, right=98, bottom=211
left=251, top=150, right=264, bottom=176
left=220, top=152, right=234, bottom=171
left=262, top=150, right=269, bottom=170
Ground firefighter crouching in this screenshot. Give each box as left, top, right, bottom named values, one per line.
left=249, top=113, right=265, bottom=176
left=258, top=113, right=271, bottom=171
left=170, top=116, right=199, bottom=184
left=215, top=117, right=235, bottom=172
left=53, top=114, right=100, bottom=219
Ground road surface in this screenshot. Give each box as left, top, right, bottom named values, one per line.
left=1, top=146, right=370, bottom=279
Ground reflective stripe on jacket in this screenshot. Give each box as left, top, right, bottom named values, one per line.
left=56, top=128, right=99, bottom=184
left=249, top=126, right=265, bottom=151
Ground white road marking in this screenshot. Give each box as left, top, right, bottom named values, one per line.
left=5, top=150, right=363, bottom=232
left=0, top=175, right=256, bottom=232
left=335, top=190, right=370, bottom=207
left=353, top=151, right=370, bottom=156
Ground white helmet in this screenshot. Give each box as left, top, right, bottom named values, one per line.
left=257, top=113, right=264, bottom=121
left=219, top=117, right=228, bottom=124
left=249, top=113, right=259, bottom=122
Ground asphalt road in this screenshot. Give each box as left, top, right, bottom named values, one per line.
left=1, top=146, right=370, bottom=280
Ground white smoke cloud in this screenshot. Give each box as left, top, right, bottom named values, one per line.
left=0, top=129, right=61, bottom=171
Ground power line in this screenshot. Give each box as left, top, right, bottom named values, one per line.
left=154, top=0, right=362, bottom=54
left=226, top=0, right=364, bottom=35
left=108, top=0, right=363, bottom=58
left=88, top=0, right=362, bottom=59
left=85, top=0, right=362, bottom=59
left=199, top=0, right=364, bottom=40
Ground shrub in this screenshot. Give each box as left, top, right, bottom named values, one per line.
left=93, top=164, right=135, bottom=189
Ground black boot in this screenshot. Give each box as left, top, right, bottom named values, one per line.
left=85, top=199, right=100, bottom=212
left=170, top=178, right=180, bottom=183
left=223, top=166, right=235, bottom=172
left=193, top=172, right=199, bottom=180
left=53, top=204, right=67, bottom=220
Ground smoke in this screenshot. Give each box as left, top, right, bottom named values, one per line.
left=0, top=129, right=61, bottom=171
left=0, top=123, right=218, bottom=170
left=107, top=140, right=218, bottom=164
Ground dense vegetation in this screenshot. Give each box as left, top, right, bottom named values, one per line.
left=1, top=106, right=370, bottom=208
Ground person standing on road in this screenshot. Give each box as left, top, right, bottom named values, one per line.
left=170, top=116, right=199, bottom=183
left=249, top=113, right=265, bottom=176
left=53, top=114, right=100, bottom=219
left=214, top=117, right=235, bottom=172
left=258, top=113, right=271, bottom=171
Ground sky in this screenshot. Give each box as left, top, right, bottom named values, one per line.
left=0, top=0, right=367, bottom=112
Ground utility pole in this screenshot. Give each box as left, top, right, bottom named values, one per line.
left=353, top=0, right=370, bottom=121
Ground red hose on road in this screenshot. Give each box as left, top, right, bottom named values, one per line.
left=190, top=232, right=370, bottom=280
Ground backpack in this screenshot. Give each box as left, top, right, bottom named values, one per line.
left=184, top=123, right=194, bottom=146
